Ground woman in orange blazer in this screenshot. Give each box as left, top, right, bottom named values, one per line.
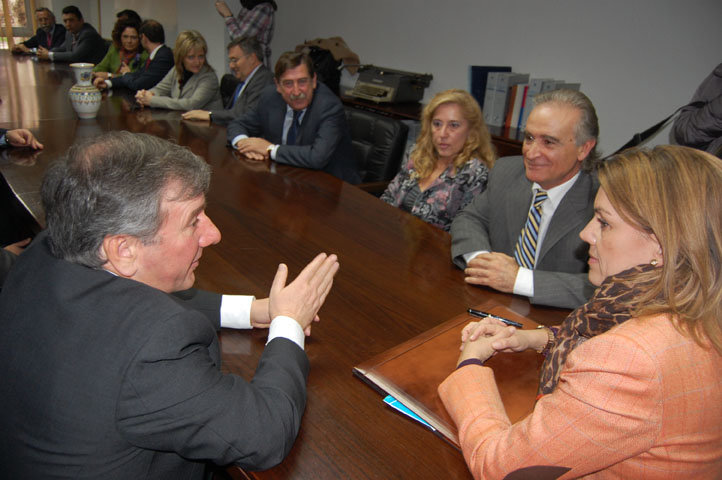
left=438, top=145, right=722, bottom=479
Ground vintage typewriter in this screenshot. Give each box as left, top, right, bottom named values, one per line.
left=346, top=65, right=433, bottom=103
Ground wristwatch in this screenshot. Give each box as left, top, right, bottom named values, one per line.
left=536, top=325, right=554, bottom=355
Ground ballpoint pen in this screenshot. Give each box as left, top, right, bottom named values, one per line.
left=467, top=308, right=524, bottom=328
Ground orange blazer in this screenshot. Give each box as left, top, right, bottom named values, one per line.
left=438, top=314, right=722, bottom=479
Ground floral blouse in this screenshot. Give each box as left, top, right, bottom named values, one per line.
left=380, top=148, right=490, bottom=231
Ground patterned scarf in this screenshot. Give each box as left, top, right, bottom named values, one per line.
left=117, top=50, right=141, bottom=73
left=538, top=264, right=658, bottom=395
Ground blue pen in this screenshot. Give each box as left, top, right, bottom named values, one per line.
left=467, top=308, right=524, bottom=328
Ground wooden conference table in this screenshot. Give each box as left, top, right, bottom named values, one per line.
left=0, top=51, right=569, bottom=479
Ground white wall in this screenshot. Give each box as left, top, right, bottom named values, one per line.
left=267, top=0, right=722, bottom=155
left=41, top=1, right=721, bottom=154
left=176, top=1, right=226, bottom=78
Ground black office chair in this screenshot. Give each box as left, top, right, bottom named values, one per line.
left=344, top=107, right=409, bottom=196
left=219, top=73, right=241, bottom=109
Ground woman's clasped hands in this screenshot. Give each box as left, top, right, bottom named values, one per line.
left=458, top=317, right=545, bottom=364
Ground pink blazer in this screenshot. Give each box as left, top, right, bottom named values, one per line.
left=438, top=314, right=722, bottom=479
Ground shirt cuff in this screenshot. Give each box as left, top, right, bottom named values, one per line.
left=270, top=144, right=279, bottom=160
left=456, top=358, right=485, bottom=369
left=48, top=52, right=54, bottom=61
left=0, top=134, right=7, bottom=147
left=105, top=79, right=112, bottom=88
left=512, top=266, right=534, bottom=297
left=267, top=315, right=305, bottom=350
left=463, top=250, right=489, bottom=265
left=231, top=134, right=248, bottom=149
left=219, top=294, right=255, bottom=329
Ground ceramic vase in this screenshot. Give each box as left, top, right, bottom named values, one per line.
left=69, top=62, right=102, bottom=119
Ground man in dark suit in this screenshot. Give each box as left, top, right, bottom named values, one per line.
left=451, top=90, right=600, bottom=309
left=94, top=19, right=174, bottom=92
left=227, top=51, right=359, bottom=184
left=37, top=5, right=107, bottom=64
left=0, top=131, right=339, bottom=478
left=182, top=36, right=274, bottom=126
left=11, top=7, right=65, bottom=54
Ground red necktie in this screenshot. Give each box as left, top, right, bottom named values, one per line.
left=144, top=58, right=151, bottom=70
left=46, top=31, right=52, bottom=48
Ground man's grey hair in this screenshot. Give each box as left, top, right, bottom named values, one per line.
left=35, top=7, right=55, bottom=19
left=533, top=89, right=601, bottom=168
left=41, top=132, right=211, bottom=268
left=227, top=36, right=264, bottom=63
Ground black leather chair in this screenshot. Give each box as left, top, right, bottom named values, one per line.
left=220, top=73, right=240, bottom=109
left=344, top=107, right=409, bottom=195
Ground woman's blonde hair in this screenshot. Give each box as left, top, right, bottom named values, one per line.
left=411, top=89, right=495, bottom=180
left=599, top=145, right=722, bottom=355
left=172, top=30, right=211, bottom=82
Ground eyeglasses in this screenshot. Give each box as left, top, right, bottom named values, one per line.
left=280, top=77, right=311, bottom=89
left=229, top=53, right=251, bottom=65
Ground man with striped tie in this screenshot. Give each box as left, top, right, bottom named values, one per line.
left=451, top=89, right=600, bottom=309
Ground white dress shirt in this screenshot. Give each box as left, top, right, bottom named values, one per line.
left=221, top=294, right=305, bottom=349
left=463, top=171, right=581, bottom=297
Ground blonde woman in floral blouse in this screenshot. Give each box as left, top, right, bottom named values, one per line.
left=381, top=89, right=496, bottom=231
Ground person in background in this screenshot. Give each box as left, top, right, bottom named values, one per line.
left=37, top=5, right=107, bottom=64
left=116, top=9, right=141, bottom=23
left=672, top=62, right=722, bottom=158
left=135, top=30, right=221, bottom=111
left=451, top=89, right=599, bottom=309
left=92, top=19, right=148, bottom=82
left=227, top=51, right=358, bottom=184
left=182, top=36, right=274, bottom=126
left=381, top=89, right=495, bottom=231
left=11, top=7, right=65, bottom=54
left=94, top=19, right=174, bottom=93
left=214, top=0, right=276, bottom=67
left=0, top=131, right=339, bottom=478
left=440, top=145, right=722, bottom=479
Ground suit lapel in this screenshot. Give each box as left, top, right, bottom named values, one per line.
left=269, top=93, right=287, bottom=144
left=506, top=169, right=534, bottom=244
left=295, top=87, right=320, bottom=144
left=538, top=172, right=592, bottom=259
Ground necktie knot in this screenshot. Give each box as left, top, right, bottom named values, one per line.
left=533, top=189, right=548, bottom=206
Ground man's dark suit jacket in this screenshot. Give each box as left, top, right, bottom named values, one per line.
left=110, top=45, right=174, bottom=91
left=21, top=24, right=66, bottom=50
left=52, top=23, right=107, bottom=64
left=227, top=82, right=360, bottom=184
left=450, top=156, right=598, bottom=309
left=0, top=248, right=16, bottom=287
left=0, top=233, right=309, bottom=479
left=210, top=65, right=274, bottom=126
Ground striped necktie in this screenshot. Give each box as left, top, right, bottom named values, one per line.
left=514, top=189, right=548, bottom=269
